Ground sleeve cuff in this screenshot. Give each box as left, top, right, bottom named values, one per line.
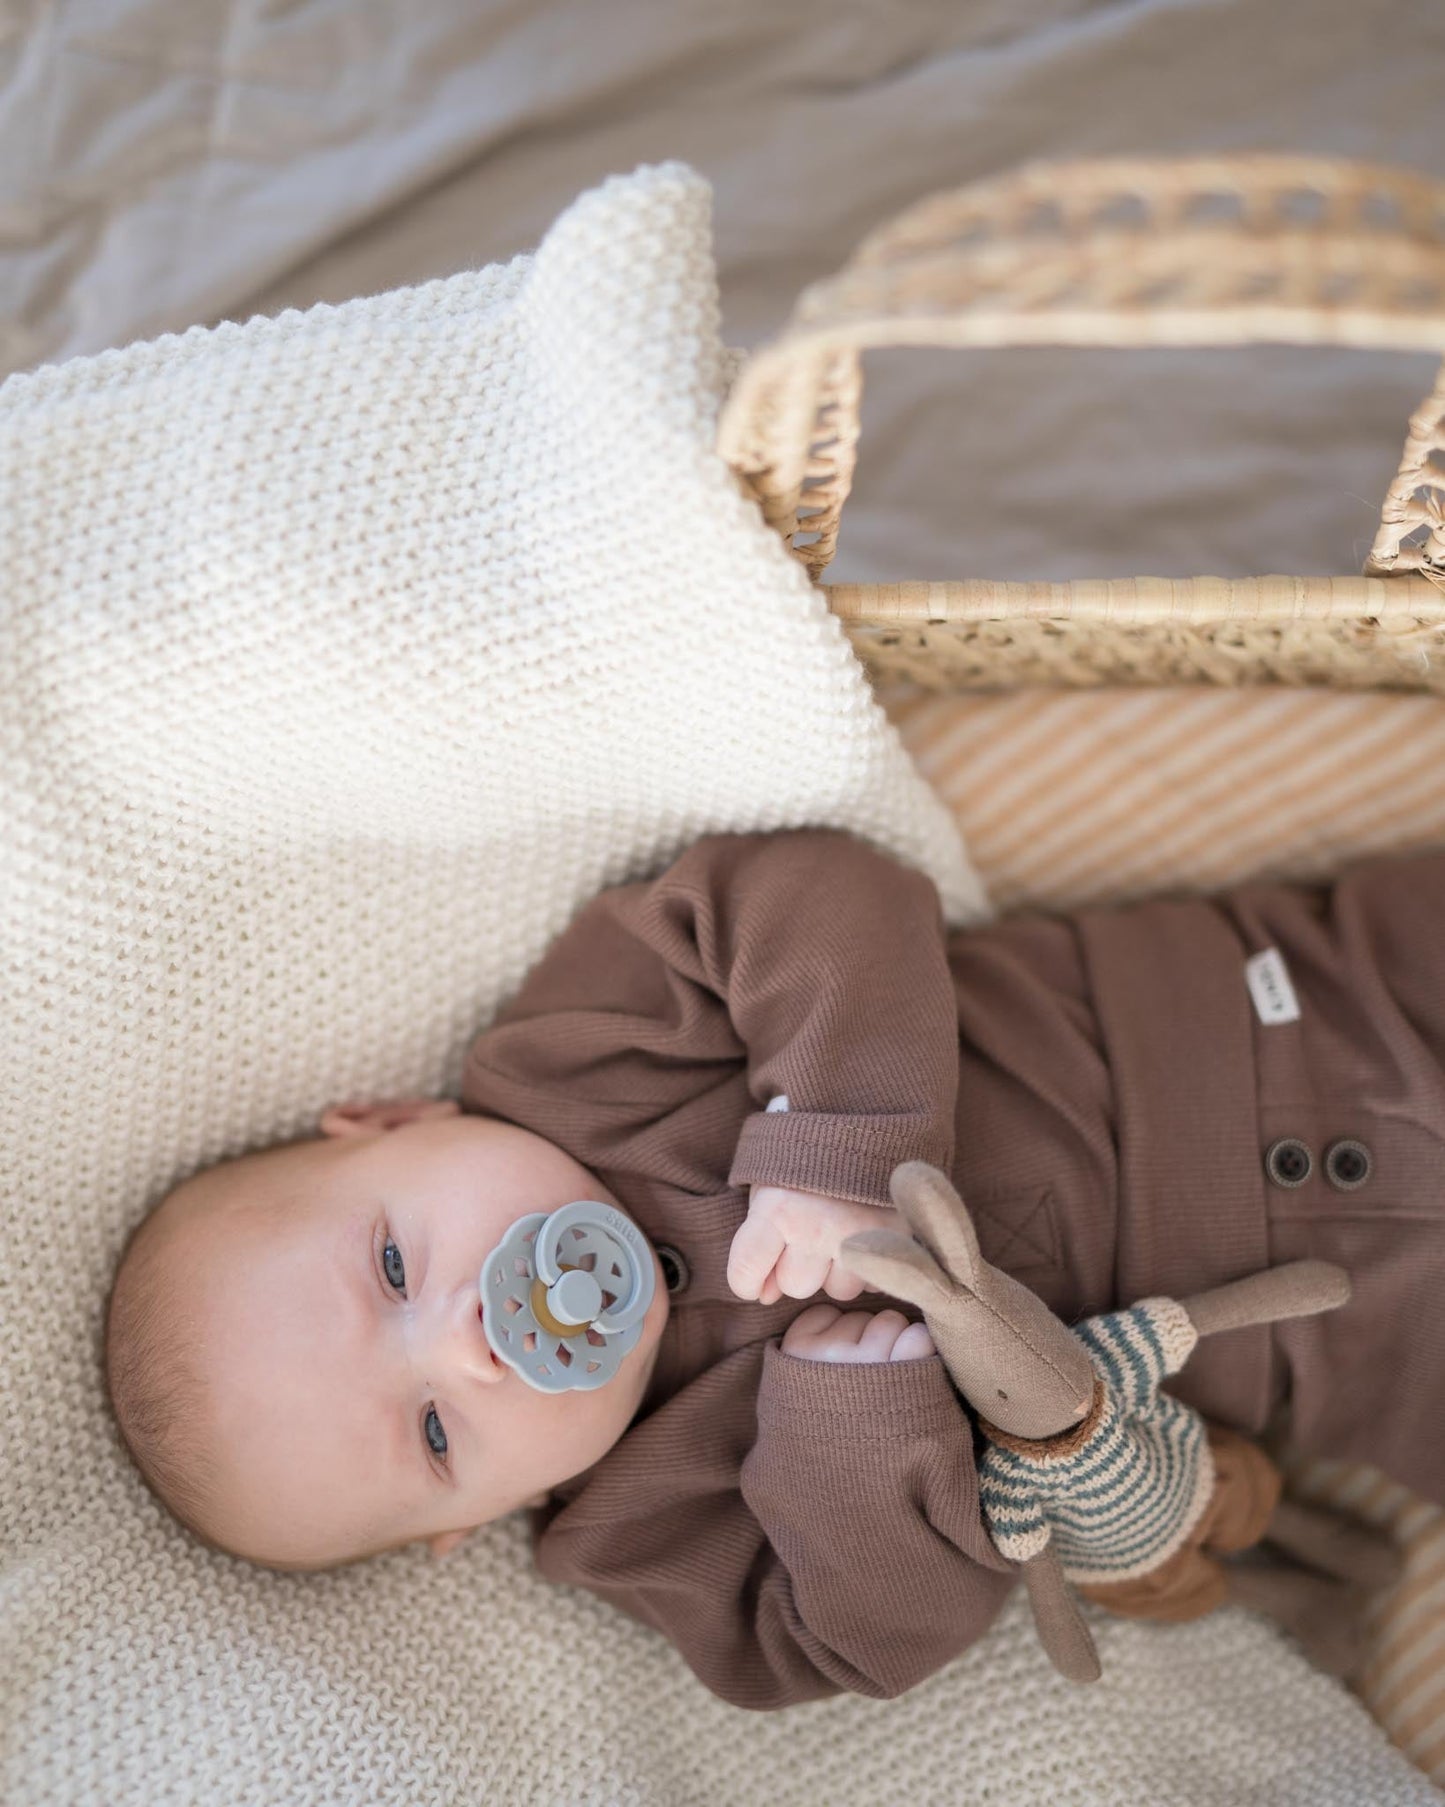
left=754, top=1336, right=965, bottom=1437
left=728, top=1109, right=953, bottom=1206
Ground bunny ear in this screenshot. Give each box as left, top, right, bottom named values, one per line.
left=889, top=1162, right=986, bottom=1293
left=839, top=1229, right=953, bottom=1311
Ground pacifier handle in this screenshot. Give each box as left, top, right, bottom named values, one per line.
left=535, top=1200, right=654, bottom=1333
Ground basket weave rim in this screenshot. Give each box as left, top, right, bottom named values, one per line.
left=822, top=577, right=1445, bottom=626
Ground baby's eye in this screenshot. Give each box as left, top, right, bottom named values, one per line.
left=424, top=1406, right=448, bottom=1462
left=382, top=1238, right=405, bottom=1292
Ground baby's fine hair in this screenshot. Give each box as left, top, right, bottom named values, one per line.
left=103, top=1187, right=222, bottom=1549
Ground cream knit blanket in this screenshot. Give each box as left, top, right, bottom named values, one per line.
left=0, top=163, right=1431, bottom=1806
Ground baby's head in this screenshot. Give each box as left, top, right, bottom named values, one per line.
left=104, top=1099, right=670, bottom=1571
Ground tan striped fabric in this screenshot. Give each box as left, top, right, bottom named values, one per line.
left=879, top=680, right=1445, bottom=1787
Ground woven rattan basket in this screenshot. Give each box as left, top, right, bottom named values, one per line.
left=719, top=155, right=1445, bottom=693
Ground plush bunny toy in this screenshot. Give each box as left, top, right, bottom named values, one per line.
left=839, top=1162, right=1402, bottom=1684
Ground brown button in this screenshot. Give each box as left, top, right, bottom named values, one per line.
left=1324, top=1139, right=1371, bottom=1190
left=656, top=1244, right=690, bottom=1294
left=1264, top=1138, right=1313, bottom=1188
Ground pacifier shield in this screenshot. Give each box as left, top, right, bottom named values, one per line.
left=479, top=1200, right=656, bottom=1394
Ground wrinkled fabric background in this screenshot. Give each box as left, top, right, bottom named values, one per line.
left=4, top=0, right=1443, bottom=590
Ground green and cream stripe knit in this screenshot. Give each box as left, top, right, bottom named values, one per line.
left=978, top=1298, right=1216, bottom=1584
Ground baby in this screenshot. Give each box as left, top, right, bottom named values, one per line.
left=104, top=828, right=1445, bottom=1709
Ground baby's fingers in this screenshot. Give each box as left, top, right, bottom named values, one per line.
left=853, top=1309, right=911, bottom=1361
left=727, top=1214, right=786, bottom=1301
left=821, top=1262, right=868, bottom=1303
left=773, top=1243, right=831, bottom=1301
left=780, top=1302, right=842, bottom=1355
left=889, top=1321, right=937, bottom=1362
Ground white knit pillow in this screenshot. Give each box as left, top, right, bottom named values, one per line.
left=0, top=163, right=1429, bottom=1806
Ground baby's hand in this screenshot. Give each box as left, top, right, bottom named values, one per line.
left=781, top=1304, right=936, bottom=1364
left=727, top=1184, right=899, bottom=1304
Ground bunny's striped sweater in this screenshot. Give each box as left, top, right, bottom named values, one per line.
left=977, top=1298, right=1216, bottom=1583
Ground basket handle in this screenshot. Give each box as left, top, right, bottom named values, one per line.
left=716, top=155, right=1445, bottom=583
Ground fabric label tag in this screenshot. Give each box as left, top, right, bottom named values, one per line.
left=765, top=1094, right=790, bottom=1113
left=1245, top=947, right=1300, bottom=1026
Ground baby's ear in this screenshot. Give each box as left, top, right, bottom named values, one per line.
left=426, top=1527, right=474, bottom=1560
left=321, top=1098, right=461, bottom=1138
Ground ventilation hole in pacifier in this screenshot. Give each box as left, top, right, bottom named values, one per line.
left=503, top=1297, right=522, bottom=1315
left=585, top=1329, right=605, bottom=1347
left=569, top=1226, right=587, bottom=1241
left=586, top=1362, right=602, bottom=1374
left=513, top=1257, right=530, bottom=1277
left=601, top=1291, right=616, bottom=1309
left=523, top=1229, right=535, bottom=1242
left=556, top=1346, right=573, bottom=1367
left=577, top=1253, right=596, bottom=1271
left=523, top=1332, right=537, bottom=1352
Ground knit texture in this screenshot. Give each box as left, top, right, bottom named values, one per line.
left=981, top=1300, right=1216, bottom=1582
left=0, top=161, right=1432, bottom=1804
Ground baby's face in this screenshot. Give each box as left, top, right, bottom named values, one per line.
left=166, top=1101, right=670, bottom=1567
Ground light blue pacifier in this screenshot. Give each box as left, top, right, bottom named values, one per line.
left=479, top=1200, right=656, bottom=1393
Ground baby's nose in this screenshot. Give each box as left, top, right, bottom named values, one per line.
left=426, top=1290, right=507, bottom=1386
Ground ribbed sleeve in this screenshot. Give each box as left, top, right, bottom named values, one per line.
left=464, top=827, right=960, bottom=1201
left=533, top=1340, right=1013, bottom=1711
left=739, top=1342, right=1015, bottom=1703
